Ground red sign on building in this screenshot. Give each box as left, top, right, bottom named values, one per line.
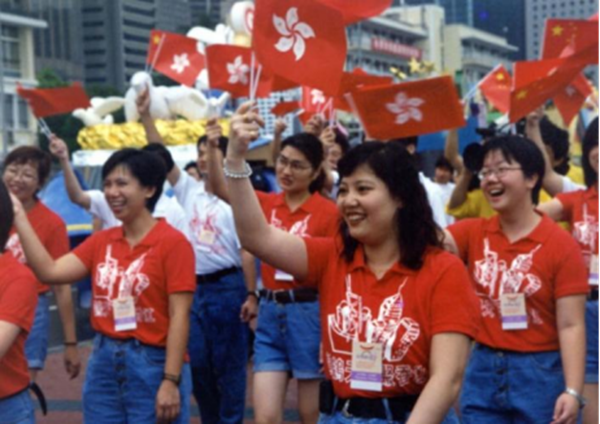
left=371, top=38, right=422, bottom=60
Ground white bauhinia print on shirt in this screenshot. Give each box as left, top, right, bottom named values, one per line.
left=273, top=7, right=315, bottom=61
left=94, top=245, right=154, bottom=322
left=573, top=204, right=598, bottom=256
left=386, top=92, right=425, bottom=125
left=474, top=238, right=543, bottom=323
left=6, top=234, right=25, bottom=263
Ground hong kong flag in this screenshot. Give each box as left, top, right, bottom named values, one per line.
left=541, top=19, right=598, bottom=65
left=302, top=87, right=333, bottom=114
left=348, top=76, right=465, bottom=140
left=553, top=73, right=593, bottom=125
left=271, top=100, right=301, bottom=116
left=17, top=84, right=90, bottom=118
left=317, top=0, right=392, bottom=24
left=509, top=56, right=583, bottom=122
left=146, top=30, right=205, bottom=87
left=253, top=0, right=347, bottom=95
left=478, top=65, right=512, bottom=114
left=335, top=68, right=394, bottom=111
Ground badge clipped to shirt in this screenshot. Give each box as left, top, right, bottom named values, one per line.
left=113, top=297, right=137, bottom=332
left=590, top=255, right=599, bottom=286
left=274, top=269, right=294, bottom=281
left=198, top=229, right=216, bottom=247
left=500, top=293, right=528, bottom=330
left=350, top=340, right=383, bottom=392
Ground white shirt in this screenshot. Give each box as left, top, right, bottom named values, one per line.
left=561, top=175, right=586, bottom=193
left=419, top=173, right=449, bottom=228
left=433, top=181, right=456, bottom=225
left=87, top=190, right=189, bottom=239
left=172, top=172, right=242, bottom=274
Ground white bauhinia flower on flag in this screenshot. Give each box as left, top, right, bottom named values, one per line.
left=171, top=53, right=191, bottom=74
left=273, top=7, right=316, bottom=61
left=311, top=89, right=325, bottom=105
left=227, top=56, right=250, bottom=85
left=386, top=92, right=425, bottom=125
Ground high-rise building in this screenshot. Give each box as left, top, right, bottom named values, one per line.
left=188, top=0, right=225, bottom=26
left=472, top=0, right=526, bottom=60
left=399, top=0, right=474, bottom=25
left=0, top=0, right=47, bottom=152
left=29, top=0, right=84, bottom=82
left=81, top=0, right=191, bottom=92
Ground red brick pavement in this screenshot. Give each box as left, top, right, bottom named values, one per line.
left=34, top=344, right=300, bottom=424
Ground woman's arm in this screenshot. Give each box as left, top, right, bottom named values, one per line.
left=155, top=292, right=193, bottom=422
left=444, top=129, right=464, bottom=174
left=551, top=295, right=586, bottom=424
left=52, top=285, right=81, bottom=379
left=447, top=169, right=473, bottom=210
left=407, top=333, right=471, bottom=424
left=0, top=321, right=21, bottom=360
left=537, top=198, right=566, bottom=222
left=12, top=196, right=88, bottom=285
left=240, top=249, right=258, bottom=323
left=225, top=102, right=309, bottom=281
left=271, top=118, right=287, bottom=165
left=205, top=119, right=230, bottom=203
left=49, top=136, right=91, bottom=210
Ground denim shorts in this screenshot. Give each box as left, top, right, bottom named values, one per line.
left=25, top=293, right=50, bottom=370
left=0, top=389, right=35, bottom=424
left=83, top=334, right=192, bottom=424
left=585, top=299, right=598, bottom=384
left=254, top=298, right=322, bottom=379
left=318, top=404, right=460, bottom=424
left=460, top=344, right=568, bottom=423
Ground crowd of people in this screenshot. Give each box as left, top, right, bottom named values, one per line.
left=0, top=88, right=597, bottom=424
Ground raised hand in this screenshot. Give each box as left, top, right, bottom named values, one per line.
left=48, top=135, right=69, bottom=162
left=205, top=118, right=223, bottom=149
left=136, top=87, right=151, bottom=118
left=227, top=102, right=265, bottom=161
left=274, top=118, right=288, bottom=137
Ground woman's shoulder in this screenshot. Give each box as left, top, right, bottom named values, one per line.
left=0, top=254, right=36, bottom=290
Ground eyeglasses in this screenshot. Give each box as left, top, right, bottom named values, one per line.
left=276, top=155, right=312, bottom=172
left=478, top=166, right=522, bottom=181
left=4, top=167, right=38, bottom=184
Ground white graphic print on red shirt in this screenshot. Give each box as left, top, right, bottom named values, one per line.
left=573, top=204, right=598, bottom=262
left=6, top=234, right=25, bottom=263
left=94, top=245, right=154, bottom=323
left=474, top=238, right=543, bottom=323
left=270, top=210, right=311, bottom=237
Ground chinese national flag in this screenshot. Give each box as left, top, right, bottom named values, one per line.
left=541, top=19, right=598, bottom=65
left=348, top=76, right=465, bottom=140
left=478, top=65, right=512, bottom=114
left=17, top=84, right=90, bottom=118
left=146, top=30, right=205, bottom=87
left=253, top=0, right=347, bottom=95
left=271, top=100, right=301, bottom=116
left=206, top=44, right=271, bottom=98
left=316, top=0, right=392, bottom=24
left=553, top=73, right=593, bottom=125
left=509, top=56, right=583, bottom=122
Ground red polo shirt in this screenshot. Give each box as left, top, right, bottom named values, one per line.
left=556, top=186, right=598, bottom=273
left=7, top=201, right=69, bottom=294
left=0, top=254, right=38, bottom=398
left=304, top=237, right=480, bottom=398
left=73, top=220, right=195, bottom=347
left=448, top=214, right=588, bottom=352
left=257, top=191, right=339, bottom=290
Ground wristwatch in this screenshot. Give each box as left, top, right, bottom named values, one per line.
left=162, top=373, right=181, bottom=386
left=564, top=387, right=587, bottom=408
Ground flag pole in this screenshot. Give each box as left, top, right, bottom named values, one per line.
left=149, top=34, right=166, bottom=74
left=249, top=53, right=256, bottom=101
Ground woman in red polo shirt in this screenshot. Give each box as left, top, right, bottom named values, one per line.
left=445, top=136, right=588, bottom=424
left=0, top=180, right=38, bottom=424
left=219, top=103, right=480, bottom=423
left=538, top=117, right=599, bottom=424
left=11, top=149, right=196, bottom=424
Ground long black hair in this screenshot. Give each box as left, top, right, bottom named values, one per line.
left=337, top=142, right=442, bottom=270
left=0, top=181, right=14, bottom=252
left=281, top=133, right=326, bottom=193
left=582, top=117, right=598, bottom=188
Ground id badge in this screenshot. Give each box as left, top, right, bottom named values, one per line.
left=275, top=269, right=294, bottom=281
left=590, top=255, right=599, bottom=287
left=350, top=340, right=383, bottom=392
left=500, top=293, right=528, bottom=330
left=199, top=229, right=216, bottom=246
left=112, top=297, right=137, bottom=332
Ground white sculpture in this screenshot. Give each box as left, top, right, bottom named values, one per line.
left=73, top=97, right=125, bottom=126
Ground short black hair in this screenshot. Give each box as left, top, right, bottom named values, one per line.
left=197, top=135, right=228, bottom=157
left=4, top=146, right=52, bottom=189
left=582, top=117, right=598, bottom=188
left=281, top=133, right=326, bottom=193
left=390, top=136, right=419, bottom=150
left=102, top=149, right=166, bottom=212
left=481, top=136, right=545, bottom=204
left=540, top=117, right=570, bottom=175
left=142, top=143, right=175, bottom=173
left=435, top=156, right=454, bottom=173
left=0, top=180, right=14, bottom=252
left=184, top=161, right=198, bottom=172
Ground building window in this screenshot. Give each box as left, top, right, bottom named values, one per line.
left=123, top=19, right=153, bottom=30
left=123, top=5, right=155, bottom=16
left=1, top=26, right=20, bottom=77
left=17, top=98, right=28, bottom=129
left=4, top=94, right=14, bottom=128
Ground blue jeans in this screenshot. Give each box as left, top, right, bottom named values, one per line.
left=188, top=270, right=248, bottom=424
left=25, top=293, right=50, bottom=370
left=83, top=334, right=192, bottom=424
left=460, top=344, right=569, bottom=423
left=254, top=298, right=322, bottom=379
left=585, top=299, right=598, bottom=384
left=0, top=389, right=35, bottom=424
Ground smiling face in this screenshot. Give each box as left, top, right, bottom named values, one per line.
left=327, top=143, right=343, bottom=171
left=276, top=146, right=319, bottom=195
left=337, top=165, right=401, bottom=246
left=480, top=150, right=537, bottom=214
left=2, top=161, right=41, bottom=204
left=103, top=165, right=155, bottom=224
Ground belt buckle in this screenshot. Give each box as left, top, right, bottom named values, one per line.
left=272, top=289, right=286, bottom=304
left=341, top=400, right=354, bottom=418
